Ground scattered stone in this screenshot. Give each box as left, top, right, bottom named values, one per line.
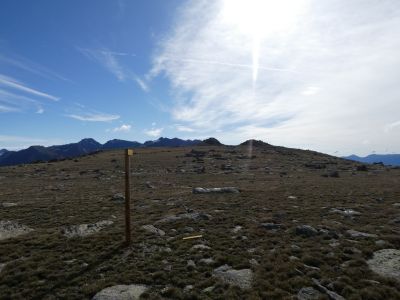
left=212, top=265, right=253, bottom=289
left=193, top=187, right=240, bottom=194
left=260, top=223, right=282, bottom=230
left=0, top=220, right=33, bottom=240
left=389, top=217, right=400, bottom=225
left=0, top=263, right=7, bottom=273
left=288, top=196, right=297, bottom=200
left=183, top=285, right=194, bottom=293
left=191, top=244, right=211, bottom=251
left=375, top=240, right=387, bottom=247
left=1, top=202, right=17, bottom=208
left=92, top=284, right=148, bottom=300
left=249, top=258, right=259, bottom=266
left=393, top=203, right=400, bottom=208
left=297, top=287, right=323, bottom=300
left=111, top=193, right=124, bottom=203
left=295, top=225, right=318, bottom=237
left=346, top=229, right=377, bottom=239
left=199, top=258, right=215, bottom=265
left=232, top=225, right=242, bottom=233
left=145, top=181, right=155, bottom=189
left=62, top=220, right=113, bottom=238
left=291, top=245, right=302, bottom=252
left=156, top=211, right=211, bottom=224
left=367, top=249, right=400, bottom=281
left=141, top=224, right=165, bottom=236
left=202, top=286, right=215, bottom=293
left=289, top=256, right=300, bottom=262
left=187, top=260, right=196, bottom=268
left=330, top=208, right=361, bottom=217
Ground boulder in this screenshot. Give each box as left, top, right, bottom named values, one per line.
left=346, top=229, right=377, bottom=239
left=297, top=287, right=323, bottom=300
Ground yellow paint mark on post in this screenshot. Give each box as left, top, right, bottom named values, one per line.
left=127, top=149, right=134, bottom=156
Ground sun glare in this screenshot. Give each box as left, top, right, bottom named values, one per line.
left=221, top=0, right=307, bottom=85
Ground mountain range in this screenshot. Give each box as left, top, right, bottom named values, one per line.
left=0, top=137, right=212, bottom=166
left=343, top=154, right=400, bottom=166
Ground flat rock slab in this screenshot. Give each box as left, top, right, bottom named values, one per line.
left=347, top=229, right=377, bottom=239
left=92, top=284, right=148, bottom=300
left=156, top=212, right=211, bottom=224
left=368, top=249, right=400, bottom=281
left=330, top=208, right=361, bottom=217
left=193, top=187, right=240, bottom=194
left=212, top=264, right=253, bottom=289
left=141, top=224, right=165, bottom=236
left=1, top=202, right=18, bottom=208
left=62, top=220, right=113, bottom=238
left=295, top=225, right=318, bottom=237
left=0, top=220, right=33, bottom=240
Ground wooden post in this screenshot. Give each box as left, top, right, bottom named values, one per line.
left=124, top=149, right=133, bottom=246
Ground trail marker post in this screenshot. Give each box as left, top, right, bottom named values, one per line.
left=124, top=149, right=133, bottom=246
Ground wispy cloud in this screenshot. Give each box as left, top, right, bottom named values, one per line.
left=78, top=47, right=148, bottom=91
left=144, top=127, right=163, bottom=137
left=151, top=0, right=400, bottom=155
left=66, top=112, right=120, bottom=122
left=175, top=124, right=195, bottom=132
left=0, top=74, right=59, bottom=101
left=112, top=124, right=132, bottom=132
left=0, top=104, right=19, bottom=112
left=0, top=135, right=64, bottom=150
left=0, top=53, right=71, bottom=82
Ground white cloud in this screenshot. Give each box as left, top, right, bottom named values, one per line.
left=151, top=0, right=400, bottom=155
left=175, top=124, right=195, bottom=132
left=0, top=104, right=18, bottom=112
left=112, top=124, right=132, bottom=132
left=0, top=74, right=59, bottom=101
left=144, top=127, right=163, bottom=137
left=0, top=135, right=64, bottom=150
left=36, top=107, right=44, bottom=114
left=384, top=120, right=400, bottom=132
left=67, top=112, right=120, bottom=122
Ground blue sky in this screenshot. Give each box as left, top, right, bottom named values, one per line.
left=1, top=0, right=400, bottom=155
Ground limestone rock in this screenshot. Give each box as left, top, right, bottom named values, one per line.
left=295, top=225, right=318, bottom=237
left=62, top=220, right=113, bottom=238
left=141, top=224, right=165, bottom=236
left=92, top=284, right=148, bottom=300
left=297, top=287, right=323, bottom=300
left=212, top=264, right=253, bottom=289
left=0, top=220, right=33, bottom=240
left=346, top=229, right=377, bottom=239
left=368, top=249, right=400, bottom=281
left=193, top=187, right=240, bottom=194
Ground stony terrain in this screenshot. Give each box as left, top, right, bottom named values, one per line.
left=0, top=142, right=400, bottom=299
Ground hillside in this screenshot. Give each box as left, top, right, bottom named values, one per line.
left=344, top=154, right=400, bottom=166
left=1, top=143, right=400, bottom=299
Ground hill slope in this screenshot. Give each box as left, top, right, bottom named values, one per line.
left=1, top=144, right=399, bottom=298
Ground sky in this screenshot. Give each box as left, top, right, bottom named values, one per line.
left=0, top=0, right=399, bottom=156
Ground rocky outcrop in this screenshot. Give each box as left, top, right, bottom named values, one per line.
left=0, top=220, right=33, bottom=240
left=212, top=265, right=253, bottom=289
left=367, top=249, right=400, bottom=281
left=62, top=220, right=113, bottom=238
left=92, top=284, right=148, bottom=300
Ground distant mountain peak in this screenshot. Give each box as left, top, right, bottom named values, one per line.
left=240, top=139, right=270, bottom=147
left=202, top=137, right=222, bottom=145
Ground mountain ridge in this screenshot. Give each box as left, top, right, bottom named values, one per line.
left=344, top=154, right=400, bottom=166
left=0, top=137, right=221, bottom=166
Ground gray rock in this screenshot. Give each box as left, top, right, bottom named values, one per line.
left=249, top=258, right=259, bottom=266
left=0, top=220, right=33, bottom=240
left=232, top=225, right=242, bottom=233
left=199, top=258, right=215, bottom=265
left=212, top=264, right=253, bottom=289
left=183, top=285, right=193, bottom=293
left=187, top=260, right=196, bottom=268
left=295, top=225, right=318, bottom=237
left=297, top=287, right=323, bottom=300
left=92, top=284, right=148, bottom=300
left=1, top=202, right=18, bottom=208
left=193, top=187, right=240, bottom=194
left=62, top=220, right=113, bottom=238
left=141, top=224, right=165, bottom=236
left=156, top=212, right=211, bottom=224
left=191, top=244, right=211, bottom=251
left=145, top=181, right=155, bottom=189
left=202, top=286, right=215, bottom=293
left=0, top=263, right=6, bottom=273
left=347, top=229, right=377, bottom=239
left=330, top=208, right=361, bottom=217
left=312, top=278, right=345, bottom=300
left=260, top=223, right=282, bottom=230
left=367, top=249, right=400, bottom=281
left=111, top=193, right=125, bottom=203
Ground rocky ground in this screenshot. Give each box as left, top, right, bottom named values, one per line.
left=0, top=142, right=400, bottom=299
